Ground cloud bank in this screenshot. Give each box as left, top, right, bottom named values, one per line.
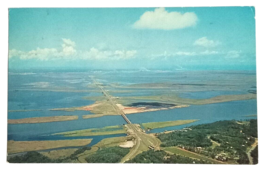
left=9, top=39, right=137, bottom=61
left=151, top=50, right=219, bottom=58
left=194, top=37, right=220, bottom=47
left=82, top=48, right=137, bottom=60
left=133, top=8, right=198, bottom=30
left=226, top=50, right=241, bottom=58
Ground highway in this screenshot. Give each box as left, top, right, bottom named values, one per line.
left=91, top=77, right=131, bottom=124
left=91, top=76, right=161, bottom=162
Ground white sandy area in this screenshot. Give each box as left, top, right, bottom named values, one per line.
left=119, top=141, right=135, bottom=148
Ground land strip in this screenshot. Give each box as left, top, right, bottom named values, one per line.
left=163, top=147, right=225, bottom=164
left=116, top=94, right=256, bottom=106
left=77, top=137, right=127, bottom=163
left=7, top=139, right=92, bottom=154
left=40, top=148, right=78, bottom=160
left=142, top=119, right=198, bottom=130
left=54, top=125, right=126, bottom=137
left=54, top=119, right=197, bottom=137
left=8, top=115, right=78, bottom=124
left=247, top=138, right=258, bottom=164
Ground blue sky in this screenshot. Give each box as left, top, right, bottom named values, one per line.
left=8, top=7, right=256, bottom=70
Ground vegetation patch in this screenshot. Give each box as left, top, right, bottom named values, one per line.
left=8, top=139, right=92, bottom=154
left=54, top=125, right=126, bottom=137
left=157, top=119, right=257, bottom=164
left=251, top=145, right=258, bottom=164
left=163, top=147, right=224, bottom=164
left=126, top=149, right=211, bottom=164
left=85, top=146, right=129, bottom=163
left=8, top=115, right=78, bottom=124
left=116, top=94, right=256, bottom=106
left=40, top=148, right=78, bottom=160
left=93, top=136, right=128, bottom=148
left=8, top=151, right=63, bottom=163
left=142, top=119, right=198, bottom=130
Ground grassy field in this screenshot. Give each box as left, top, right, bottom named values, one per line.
left=83, top=114, right=110, bottom=119
left=8, top=115, right=78, bottom=124
left=7, top=139, right=92, bottom=154
left=163, top=147, right=225, bottom=164
left=40, top=148, right=78, bottom=160
left=93, top=136, right=128, bottom=148
left=142, top=119, right=198, bottom=130
left=116, top=94, right=256, bottom=106
left=89, top=101, right=118, bottom=115
left=51, top=100, right=118, bottom=115
left=54, top=125, right=126, bottom=137
left=77, top=147, right=99, bottom=163
left=54, top=119, right=197, bottom=137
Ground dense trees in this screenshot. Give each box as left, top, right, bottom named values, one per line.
left=157, top=119, right=257, bottom=164
left=8, top=146, right=92, bottom=163
left=69, top=146, right=91, bottom=160
left=127, top=150, right=210, bottom=164
left=8, top=120, right=258, bottom=164
left=85, top=146, right=129, bottom=163
left=8, top=151, right=57, bottom=163
left=251, top=145, right=258, bottom=164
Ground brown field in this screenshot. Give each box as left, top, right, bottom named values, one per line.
left=8, top=115, right=78, bottom=124
left=7, top=139, right=92, bottom=154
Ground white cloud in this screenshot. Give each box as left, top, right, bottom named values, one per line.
left=194, top=37, right=220, bottom=47
left=61, top=38, right=77, bottom=56
left=175, top=51, right=197, bottom=56
left=9, top=48, right=58, bottom=60
left=83, top=48, right=137, bottom=60
left=226, top=50, right=241, bottom=58
left=133, top=7, right=198, bottom=30
left=9, top=38, right=77, bottom=60
left=151, top=50, right=220, bottom=58
left=200, top=50, right=219, bottom=55
left=9, top=39, right=137, bottom=61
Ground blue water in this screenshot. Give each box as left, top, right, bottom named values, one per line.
left=8, top=90, right=94, bottom=110
left=8, top=115, right=126, bottom=141
left=8, top=110, right=91, bottom=119
left=7, top=133, right=127, bottom=155
left=127, top=99, right=257, bottom=133
left=179, top=91, right=247, bottom=99
left=8, top=70, right=257, bottom=147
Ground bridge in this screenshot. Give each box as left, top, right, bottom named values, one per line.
left=91, top=77, right=131, bottom=124
left=90, top=76, right=161, bottom=162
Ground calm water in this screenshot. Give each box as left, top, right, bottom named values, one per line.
left=8, top=115, right=126, bottom=141
left=178, top=90, right=247, bottom=99
left=127, top=99, right=257, bottom=133
left=8, top=70, right=257, bottom=144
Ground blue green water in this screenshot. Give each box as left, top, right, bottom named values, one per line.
left=127, top=99, right=257, bottom=133
left=8, top=70, right=257, bottom=144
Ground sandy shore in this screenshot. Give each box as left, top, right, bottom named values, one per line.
left=116, top=104, right=189, bottom=114
left=119, top=141, right=135, bottom=148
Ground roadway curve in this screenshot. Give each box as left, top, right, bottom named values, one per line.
left=91, top=76, right=161, bottom=162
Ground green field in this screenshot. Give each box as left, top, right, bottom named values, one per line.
left=116, top=94, right=256, bottom=106
left=163, top=147, right=224, bottom=164
left=54, top=125, right=126, bottom=137
left=142, top=119, right=198, bottom=130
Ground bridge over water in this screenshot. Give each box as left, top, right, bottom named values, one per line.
left=91, top=77, right=131, bottom=124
